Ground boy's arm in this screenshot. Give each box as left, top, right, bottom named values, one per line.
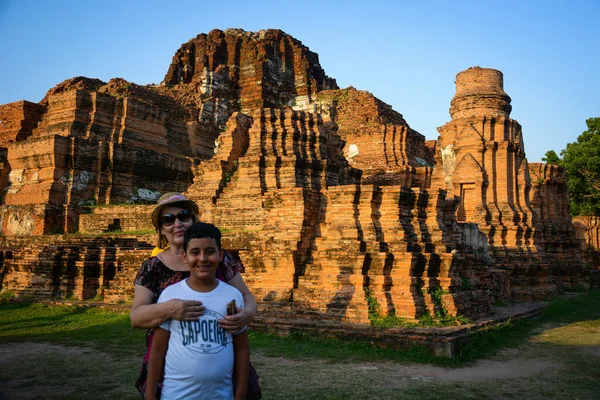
left=233, top=331, right=250, bottom=400
left=146, top=327, right=170, bottom=400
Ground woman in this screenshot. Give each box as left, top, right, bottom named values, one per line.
left=130, top=192, right=258, bottom=397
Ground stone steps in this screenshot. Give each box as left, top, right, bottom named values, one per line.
left=0, top=235, right=153, bottom=301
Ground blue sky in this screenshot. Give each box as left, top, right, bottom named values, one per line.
left=0, top=0, right=598, bottom=162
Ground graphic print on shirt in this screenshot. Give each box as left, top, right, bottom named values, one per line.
left=177, top=309, right=230, bottom=354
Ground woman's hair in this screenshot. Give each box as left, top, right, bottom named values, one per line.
left=155, top=201, right=198, bottom=249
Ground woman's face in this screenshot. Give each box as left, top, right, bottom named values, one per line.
left=159, top=206, right=194, bottom=248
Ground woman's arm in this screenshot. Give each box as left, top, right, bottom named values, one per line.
left=220, top=274, right=257, bottom=331
left=146, top=327, right=170, bottom=400
left=233, top=331, right=250, bottom=400
left=130, top=284, right=205, bottom=329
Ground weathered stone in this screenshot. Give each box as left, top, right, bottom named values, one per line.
left=164, top=29, right=338, bottom=112
left=431, top=67, right=588, bottom=300
left=0, top=31, right=594, bottom=328
left=0, top=101, right=45, bottom=146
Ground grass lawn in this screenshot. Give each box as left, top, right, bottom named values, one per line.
left=1, top=291, right=599, bottom=399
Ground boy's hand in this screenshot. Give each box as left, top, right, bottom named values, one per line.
left=168, top=299, right=205, bottom=321
left=227, top=299, right=237, bottom=316
left=219, top=306, right=250, bottom=333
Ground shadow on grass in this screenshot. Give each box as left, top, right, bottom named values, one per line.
left=249, top=291, right=600, bottom=367
left=456, top=290, right=600, bottom=362
left=0, top=301, right=145, bottom=357
left=1, top=293, right=599, bottom=400
left=1, top=290, right=599, bottom=367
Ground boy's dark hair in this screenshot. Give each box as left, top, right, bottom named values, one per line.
left=183, top=222, right=222, bottom=252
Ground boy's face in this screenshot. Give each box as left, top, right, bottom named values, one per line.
left=184, top=237, right=223, bottom=281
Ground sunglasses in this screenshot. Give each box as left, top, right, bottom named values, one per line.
left=159, top=209, right=193, bottom=226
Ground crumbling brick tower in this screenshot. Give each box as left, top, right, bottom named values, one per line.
left=433, top=67, right=535, bottom=298
left=432, top=67, right=584, bottom=300
left=434, top=67, right=529, bottom=234
left=0, top=28, right=590, bottom=313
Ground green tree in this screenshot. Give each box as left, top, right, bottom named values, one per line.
left=542, top=150, right=561, bottom=164
left=554, top=118, right=600, bottom=216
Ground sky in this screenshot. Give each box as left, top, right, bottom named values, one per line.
left=0, top=0, right=598, bottom=162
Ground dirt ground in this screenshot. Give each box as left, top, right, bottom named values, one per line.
left=0, top=341, right=568, bottom=399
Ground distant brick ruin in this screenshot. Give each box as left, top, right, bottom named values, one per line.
left=0, top=29, right=597, bottom=325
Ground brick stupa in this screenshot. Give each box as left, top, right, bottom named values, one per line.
left=0, top=30, right=593, bottom=325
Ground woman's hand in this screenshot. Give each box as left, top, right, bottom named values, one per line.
left=167, top=299, right=205, bottom=321
left=219, top=306, right=252, bottom=333
left=132, top=285, right=205, bottom=329
left=223, top=274, right=257, bottom=333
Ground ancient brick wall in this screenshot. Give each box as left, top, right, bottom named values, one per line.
left=0, top=148, right=8, bottom=204
left=182, top=103, right=494, bottom=322
left=529, top=163, right=572, bottom=227
left=0, top=235, right=154, bottom=301
left=528, top=163, right=587, bottom=291
left=33, top=89, right=194, bottom=202
left=430, top=67, right=587, bottom=300
left=449, top=67, right=512, bottom=120
left=308, top=87, right=434, bottom=185
left=0, top=85, right=201, bottom=233
left=289, top=184, right=495, bottom=322
left=0, top=30, right=591, bottom=326
left=189, top=106, right=361, bottom=224
left=164, top=28, right=338, bottom=113
left=573, top=216, right=600, bottom=251
left=0, top=101, right=45, bottom=146
left=79, top=205, right=154, bottom=234
left=572, top=216, right=600, bottom=287
left=0, top=29, right=341, bottom=235
left=4, top=135, right=66, bottom=206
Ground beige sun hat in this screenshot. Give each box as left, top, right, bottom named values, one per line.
left=151, top=192, right=199, bottom=229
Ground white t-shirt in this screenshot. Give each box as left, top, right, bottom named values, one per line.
left=157, top=279, right=245, bottom=400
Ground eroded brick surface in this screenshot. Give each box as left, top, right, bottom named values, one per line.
left=431, top=67, right=589, bottom=301
left=0, top=32, right=595, bottom=327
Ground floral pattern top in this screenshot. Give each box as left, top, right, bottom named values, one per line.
left=134, top=252, right=241, bottom=303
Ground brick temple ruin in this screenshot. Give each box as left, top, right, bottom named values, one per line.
left=0, top=28, right=598, bottom=326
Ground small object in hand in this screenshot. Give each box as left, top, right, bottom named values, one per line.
left=227, top=299, right=236, bottom=316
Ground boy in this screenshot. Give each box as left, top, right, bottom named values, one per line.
left=146, top=222, right=249, bottom=400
